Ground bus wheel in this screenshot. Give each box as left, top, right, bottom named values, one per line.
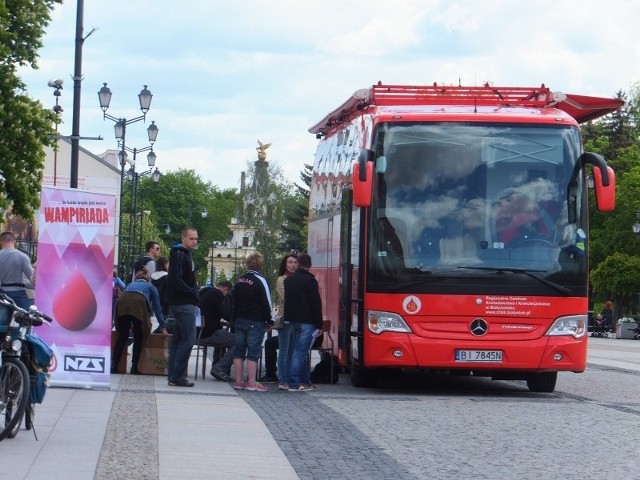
left=526, top=372, right=557, bottom=393
left=350, top=363, right=377, bottom=388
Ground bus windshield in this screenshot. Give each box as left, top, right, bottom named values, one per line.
left=368, top=122, right=588, bottom=296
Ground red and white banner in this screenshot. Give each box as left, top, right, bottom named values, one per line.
left=35, top=187, right=116, bottom=388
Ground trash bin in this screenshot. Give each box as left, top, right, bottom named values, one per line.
left=615, top=322, right=638, bottom=339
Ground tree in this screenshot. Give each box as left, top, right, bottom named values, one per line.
left=241, top=158, right=299, bottom=288
left=121, top=168, right=239, bottom=283
left=591, top=252, right=640, bottom=318
left=583, top=85, right=640, bottom=310
left=0, top=0, right=61, bottom=218
left=281, top=163, right=312, bottom=252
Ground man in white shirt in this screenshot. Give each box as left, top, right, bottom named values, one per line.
left=0, top=231, right=34, bottom=310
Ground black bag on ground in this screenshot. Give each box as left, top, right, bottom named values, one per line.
left=310, top=353, right=339, bottom=384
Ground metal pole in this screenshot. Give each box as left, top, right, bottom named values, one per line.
left=139, top=188, right=145, bottom=252
left=70, top=0, right=84, bottom=188
left=130, top=172, right=138, bottom=264
left=209, top=244, right=214, bottom=285
left=116, top=124, right=126, bottom=277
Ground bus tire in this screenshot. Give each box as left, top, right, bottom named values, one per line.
left=350, top=363, right=377, bottom=388
left=526, top=371, right=557, bottom=393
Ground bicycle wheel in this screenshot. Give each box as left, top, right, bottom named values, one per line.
left=0, top=357, right=30, bottom=441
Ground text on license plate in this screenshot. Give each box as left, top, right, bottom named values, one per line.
left=455, top=350, right=503, bottom=362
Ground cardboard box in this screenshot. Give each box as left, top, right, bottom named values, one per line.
left=138, top=333, right=170, bottom=376
left=111, top=330, right=128, bottom=373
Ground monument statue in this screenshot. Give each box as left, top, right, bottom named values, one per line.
left=256, top=139, right=271, bottom=161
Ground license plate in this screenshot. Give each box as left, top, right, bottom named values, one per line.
left=455, top=349, right=503, bottom=362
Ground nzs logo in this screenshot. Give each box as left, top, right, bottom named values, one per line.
left=64, top=355, right=106, bottom=373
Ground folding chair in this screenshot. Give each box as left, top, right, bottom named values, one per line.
left=193, top=315, right=208, bottom=380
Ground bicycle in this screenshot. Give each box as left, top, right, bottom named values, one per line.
left=0, top=292, right=53, bottom=441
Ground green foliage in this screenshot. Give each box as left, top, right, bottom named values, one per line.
left=241, top=159, right=300, bottom=288
left=583, top=83, right=640, bottom=309
left=591, top=252, right=640, bottom=315
left=120, top=168, right=239, bottom=283
left=0, top=0, right=61, bottom=218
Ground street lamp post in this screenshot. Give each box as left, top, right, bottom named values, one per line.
left=137, top=169, right=161, bottom=254
left=126, top=146, right=161, bottom=262
left=98, top=83, right=157, bottom=277
left=633, top=211, right=640, bottom=234
left=48, top=78, right=64, bottom=186
left=188, top=206, right=208, bottom=224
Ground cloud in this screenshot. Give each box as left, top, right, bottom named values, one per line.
left=18, top=0, right=640, bottom=192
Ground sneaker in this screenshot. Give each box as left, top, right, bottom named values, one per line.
left=288, top=385, right=314, bottom=392
left=303, top=383, right=317, bottom=390
left=210, top=369, right=232, bottom=382
left=245, top=382, right=268, bottom=392
left=168, top=379, right=195, bottom=387
left=278, top=383, right=289, bottom=391
left=258, top=374, right=278, bottom=384
left=233, top=382, right=246, bottom=390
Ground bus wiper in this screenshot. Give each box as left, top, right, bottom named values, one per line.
left=383, top=270, right=439, bottom=292
left=458, top=266, right=572, bottom=295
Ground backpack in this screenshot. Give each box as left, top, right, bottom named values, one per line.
left=131, top=255, right=153, bottom=282
left=151, top=274, right=169, bottom=317
left=310, top=353, right=340, bottom=384
left=220, top=287, right=235, bottom=323
left=25, top=334, right=54, bottom=404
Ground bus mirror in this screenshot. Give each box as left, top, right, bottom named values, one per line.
left=353, top=161, right=374, bottom=207
left=593, top=165, right=615, bottom=211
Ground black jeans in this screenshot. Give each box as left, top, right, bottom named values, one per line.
left=264, top=335, right=279, bottom=377
left=112, top=315, right=144, bottom=372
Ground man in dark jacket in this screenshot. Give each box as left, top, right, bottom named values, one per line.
left=166, top=227, right=199, bottom=387
left=199, top=281, right=234, bottom=382
left=284, top=253, right=322, bottom=392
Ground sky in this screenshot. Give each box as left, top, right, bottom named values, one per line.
left=19, top=0, right=640, bottom=191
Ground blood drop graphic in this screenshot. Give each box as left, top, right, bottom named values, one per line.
left=53, top=270, right=97, bottom=331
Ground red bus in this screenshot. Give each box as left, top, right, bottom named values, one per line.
left=307, top=83, right=622, bottom=392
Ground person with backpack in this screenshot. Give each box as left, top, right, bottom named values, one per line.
left=131, top=240, right=161, bottom=281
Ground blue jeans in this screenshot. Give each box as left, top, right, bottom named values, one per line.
left=167, top=304, right=197, bottom=381
left=200, top=328, right=235, bottom=374
left=232, top=318, right=266, bottom=362
left=288, top=323, right=315, bottom=388
left=276, top=322, right=294, bottom=385
left=4, top=290, right=32, bottom=311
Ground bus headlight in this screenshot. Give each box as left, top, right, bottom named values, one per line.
left=367, top=311, right=412, bottom=335
left=546, top=315, right=587, bottom=338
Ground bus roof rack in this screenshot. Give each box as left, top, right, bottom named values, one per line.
left=309, top=82, right=624, bottom=135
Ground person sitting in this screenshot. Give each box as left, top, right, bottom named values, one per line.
left=493, top=189, right=556, bottom=247
left=592, top=314, right=610, bottom=336
left=198, top=281, right=235, bottom=382
left=599, top=301, right=613, bottom=334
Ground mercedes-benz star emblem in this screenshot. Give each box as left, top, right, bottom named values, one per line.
left=470, top=318, right=488, bottom=336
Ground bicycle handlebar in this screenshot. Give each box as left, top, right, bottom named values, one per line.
left=0, top=291, right=53, bottom=326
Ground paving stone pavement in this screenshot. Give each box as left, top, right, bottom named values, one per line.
left=2, top=336, right=638, bottom=479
